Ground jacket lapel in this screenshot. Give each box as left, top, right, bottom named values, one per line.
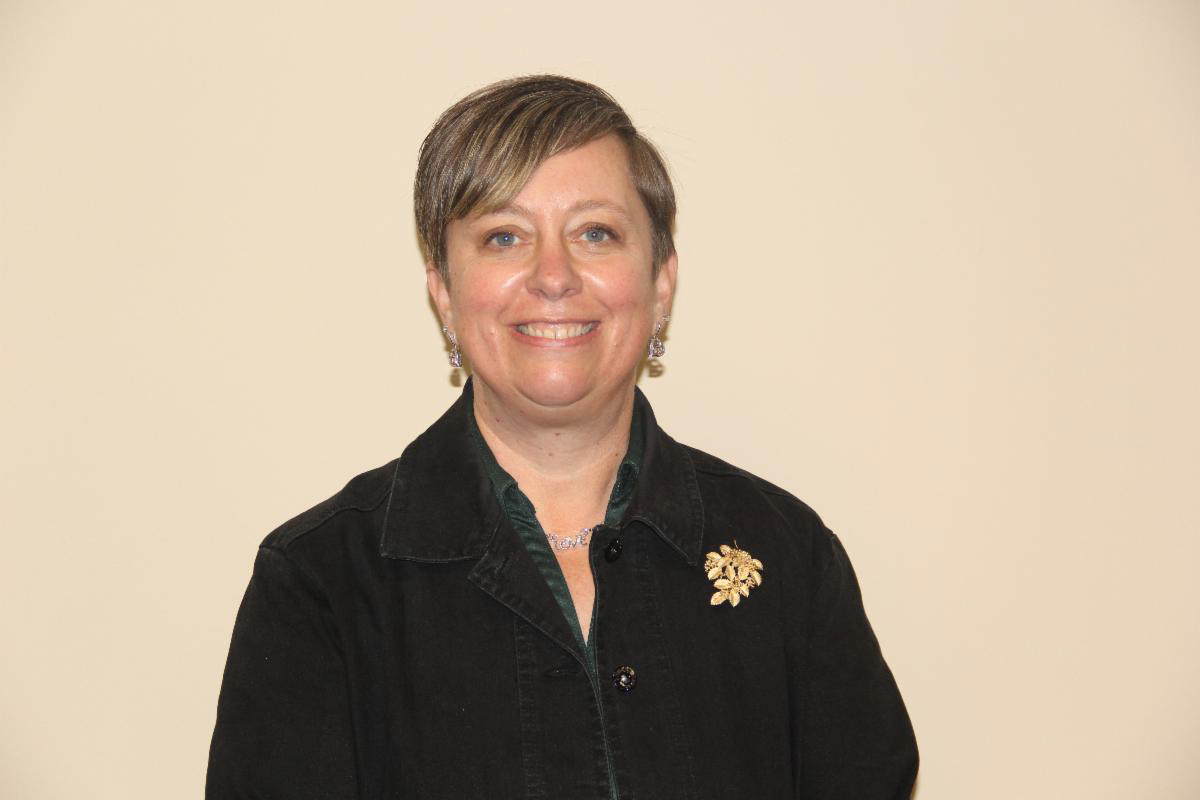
left=378, top=382, right=585, bottom=660
left=467, top=520, right=586, bottom=661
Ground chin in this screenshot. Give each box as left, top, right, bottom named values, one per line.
left=515, top=374, right=598, bottom=409
left=473, top=360, right=637, bottom=415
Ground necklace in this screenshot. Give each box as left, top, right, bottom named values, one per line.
left=544, top=525, right=602, bottom=551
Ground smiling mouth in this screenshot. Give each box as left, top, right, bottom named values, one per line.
left=515, top=322, right=598, bottom=340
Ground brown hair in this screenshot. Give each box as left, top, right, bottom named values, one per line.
left=414, top=75, right=676, bottom=279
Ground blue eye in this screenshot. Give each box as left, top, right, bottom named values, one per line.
left=488, top=231, right=518, bottom=247
left=582, top=227, right=614, bottom=243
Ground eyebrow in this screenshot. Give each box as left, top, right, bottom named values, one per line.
left=484, top=199, right=633, bottom=221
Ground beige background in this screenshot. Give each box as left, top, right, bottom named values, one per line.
left=3, top=1, right=1198, bottom=797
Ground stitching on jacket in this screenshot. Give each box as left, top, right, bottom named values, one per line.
left=265, top=465, right=395, bottom=550
left=378, top=458, right=404, bottom=555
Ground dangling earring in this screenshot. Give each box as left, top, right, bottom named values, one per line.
left=442, top=326, right=462, bottom=368
left=645, top=315, right=670, bottom=377
left=647, top=315, right=670, bottom=359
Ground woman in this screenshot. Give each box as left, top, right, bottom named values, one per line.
left=207, top=75, right=917, bottom=799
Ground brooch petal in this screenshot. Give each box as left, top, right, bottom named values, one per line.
left=703, top=543, right=763, bottom=607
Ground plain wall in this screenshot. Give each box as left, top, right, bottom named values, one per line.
left=2, top=1, right=1198, bottom=797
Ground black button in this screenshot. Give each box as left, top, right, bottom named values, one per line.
left=604, top=538, right=623, bottom=562
left=611, top=665, right=637, bottom=692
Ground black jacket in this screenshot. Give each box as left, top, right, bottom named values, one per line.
left=207, top=386, right=918, bottom=799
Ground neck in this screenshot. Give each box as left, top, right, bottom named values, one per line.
left=472, top=379, right=634, bottom=531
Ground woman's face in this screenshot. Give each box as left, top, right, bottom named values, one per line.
left=428, top=134, right=677, bottom=417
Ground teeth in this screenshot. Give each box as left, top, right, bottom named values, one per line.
left=517, top=322, right=596, bottom=340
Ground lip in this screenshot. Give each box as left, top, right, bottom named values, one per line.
left=511, top=320, right=600, bottom=346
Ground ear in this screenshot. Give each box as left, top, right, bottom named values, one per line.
left=653, top=251, right=678, bottom=321
left=426, top=263, right=454, bottom=331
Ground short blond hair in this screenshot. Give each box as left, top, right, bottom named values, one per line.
left=414, top=75, right=676, bottom=279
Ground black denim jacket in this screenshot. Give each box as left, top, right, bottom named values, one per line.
left=207, top=385, right=918, bottom=799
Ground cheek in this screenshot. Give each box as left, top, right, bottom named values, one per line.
left=592, top=266, right=657, bottom=311
left=451, top=272, right=515, bottom=325
left=597, top=280, right=657, bottom=355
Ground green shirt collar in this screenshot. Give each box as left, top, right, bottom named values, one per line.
left=463, top=379, right=645, bottom=656
left=378, top=378, right=704, bottom=566
left=466, top=384, right=644, bottom=528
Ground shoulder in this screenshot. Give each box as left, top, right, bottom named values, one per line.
left=678, top=442, right=839, bottom=569
left=259, top=458, right=399, bottom=553
left=682, top=443, right=826, bottom=528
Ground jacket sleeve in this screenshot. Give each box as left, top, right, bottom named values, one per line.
left=206, top=545, right=358, bottom=799
left=793, top=531, right=918, bottom=799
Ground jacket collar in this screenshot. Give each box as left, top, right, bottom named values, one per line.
left=379, top=380, right=704, bottom=565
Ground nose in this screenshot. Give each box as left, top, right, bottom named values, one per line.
left=525, top=238, right=582, bottom=300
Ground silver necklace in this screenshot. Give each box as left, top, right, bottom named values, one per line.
left=544, top=525, right=601, bottom=551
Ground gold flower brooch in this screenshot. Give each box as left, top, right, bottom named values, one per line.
left=705, top=543, right=763, bottom=607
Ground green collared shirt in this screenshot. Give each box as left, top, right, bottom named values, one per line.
left=466, top=397, right=644, bottom=665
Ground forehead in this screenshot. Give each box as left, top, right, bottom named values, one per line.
left=475, top=135, right=646, bottom=221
